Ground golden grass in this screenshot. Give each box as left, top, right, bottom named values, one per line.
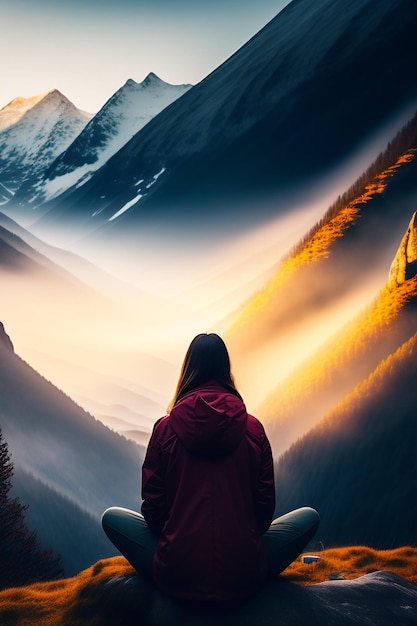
left=0, top=557, right=135, bottom=626
left=0, top=547, right=416, bottom=625
left=283, top=546, right=417, bottom=586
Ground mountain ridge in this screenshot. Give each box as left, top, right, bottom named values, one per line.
left=19, top=0, right=417, bottom=239
left=0, top=90, right=92, bottom=204
left=14, top=73, right=192, bottom=209
left=0, top=324, right=144, bottom=574
left=273, top=325, right=417, bottom=548
left=218, top=108, right=417, bottom=410
left=0, top=93, right=47, bottom=131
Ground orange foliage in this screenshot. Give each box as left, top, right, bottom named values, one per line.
left=0, top=548, right=416, bottom=625
left=321, top=329, right=417, bottom=427
left=283, top=546, right=417, bottom=586
left=0, top=557, right=134, bottom=626
left=228, top=149, right=416, bottom=334
left=259, top=276, right=417, bottom=422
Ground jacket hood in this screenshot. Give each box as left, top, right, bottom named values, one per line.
left=169, top=384, right=248, bottom=458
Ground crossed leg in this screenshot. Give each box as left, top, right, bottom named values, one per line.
left=101, top=507, right=158, bottom=581
left=102, top=505, right=320, bottom=580
left=263, top=506, right=320, bottom=575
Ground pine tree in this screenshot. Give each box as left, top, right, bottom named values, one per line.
left=0, top=428, right=64, bottom=590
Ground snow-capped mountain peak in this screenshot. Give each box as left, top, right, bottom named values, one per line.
left=0, top=90, right=92, bottom=203
left=141, top=72, right=164, bottom=86
left=0, top=92, right=47, bottom=131
left=15, top=73, right=192, bottom=207
left=31, top=0, right=416, bottom=234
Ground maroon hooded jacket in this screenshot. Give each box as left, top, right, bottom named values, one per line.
left=141, top=382, right=275, bottom=602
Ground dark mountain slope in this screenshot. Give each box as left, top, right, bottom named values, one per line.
left=0, top=324, right=144, bottom=574
left=11, top=466, right=113, bottom=576
left=27, top=0, right=417, bottom=234
left=0, top=209, right=142, bottom=295
left=0, top=228, right=36, bottom=272
left=0, top=221, right=111, bottom=293
left=0, top=215, right=143, bottom=340
left=0, top=328, right=143, bottom=516
left=274, top=328, right=417, bottom=549
left=0, top=221, right=133, bottom=355
left=0, top=214, right=168, bottom=436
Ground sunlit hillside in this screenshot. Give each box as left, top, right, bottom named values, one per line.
left=258, top=275, right=417, bottom=455
left=226, top=112, right=417, bottom=342
left=273, top=328, right=417, bottom=549
left=222, top=110, right=417, bottom=409
left=228, top=149, right=416, bottom=341
left=0, top=548, right=416, bottom=626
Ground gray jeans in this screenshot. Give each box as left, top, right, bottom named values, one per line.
left=101, top=506, right=320, bottom=581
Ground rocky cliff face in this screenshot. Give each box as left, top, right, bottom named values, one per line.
left=0, top=322, right=14, bottom=353
left=389, top=211, right=417, bottom=285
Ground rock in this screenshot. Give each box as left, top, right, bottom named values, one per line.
left=1, top=557, right=416, bottom=625
left=389, top=211, right=417, bottom=285
left=65, top=566, right=417, bottom=626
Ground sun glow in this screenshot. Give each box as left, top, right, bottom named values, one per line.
left=2, top=133, right=416, bottom=444
left=0, top=203, right=316, bottom=439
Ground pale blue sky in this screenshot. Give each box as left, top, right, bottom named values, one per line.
left=1, top=0, right=291, bottom=112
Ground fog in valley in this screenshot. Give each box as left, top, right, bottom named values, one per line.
left=2, top=127, right=403, bottom=445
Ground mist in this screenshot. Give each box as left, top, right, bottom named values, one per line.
left=2, top=107, right=417, bottom=448
left=2, top=192, right=327, bottom=440
left=0, top=223, right=384, bottom=442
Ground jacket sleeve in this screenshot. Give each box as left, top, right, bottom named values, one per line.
left=255, top=432, right=276, bottom=534
left=141, top=420, right=167, bottom=535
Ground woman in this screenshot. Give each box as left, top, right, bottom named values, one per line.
left=102, top=333, right=319, bottom=602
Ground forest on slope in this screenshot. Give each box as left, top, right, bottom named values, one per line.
left=259, top=272, right=417, bottom=455
left=225, top=109, right=417, bottom=353
left=0, top=324, right=144, bottom=575
left=274, top=319, right=417, bottom=549
left=220, top=107, right=417, bottom=446
left=0, top=427, right=63, bottom=590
